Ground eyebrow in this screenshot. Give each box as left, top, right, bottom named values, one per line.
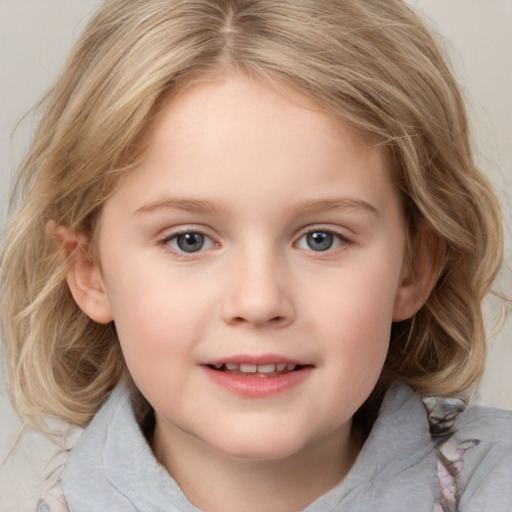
left=135, top=197, right=229, bottom=216
left=290, top=198, right=378, bottom=217
left=134, top=196, right=378, bottom=217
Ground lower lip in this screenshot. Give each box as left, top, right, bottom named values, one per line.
left=202, top=366, right=313, bottom=398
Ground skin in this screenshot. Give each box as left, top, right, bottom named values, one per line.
left=65, top=73, right=434, bottom=512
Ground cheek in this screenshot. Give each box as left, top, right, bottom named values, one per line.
left=305, top=260, right=399, bottom=336
left=105, top=271, right=210, bottom=361
left=303, top=257, right=401, bottom=373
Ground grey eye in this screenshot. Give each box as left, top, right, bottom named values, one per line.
left=162, top=230, right=217, bottom=255
left=305, top=231, right=334, bottom=251
left=296, top=230, right=346, bottom=252
left=174, top=232, right=206, bottom=253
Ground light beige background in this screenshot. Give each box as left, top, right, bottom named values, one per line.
left=1, top=1, right=511, bottom=511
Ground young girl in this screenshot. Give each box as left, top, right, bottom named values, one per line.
left=1, top=1, right=511, bottom=511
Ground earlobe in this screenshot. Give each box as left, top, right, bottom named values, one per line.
left=392, top=227, right=443, bottom=322
left=50, top=222, right=113, bottom=324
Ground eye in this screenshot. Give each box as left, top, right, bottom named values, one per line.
left=162, top=231, right=216, bottom=253
left=296, top=230, right=347, bottom=252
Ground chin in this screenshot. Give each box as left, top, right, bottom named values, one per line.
left=208, top=430, right=312, bottom=462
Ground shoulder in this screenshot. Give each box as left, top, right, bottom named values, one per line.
left=455, top=403, right=512, bottom=510
left=456, top=403, right=512, bottom=470
left=457, top=401, right=512, bottom=434
left=421, top=390, right=512, bottom=511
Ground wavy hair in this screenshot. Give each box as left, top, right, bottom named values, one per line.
left=1, top=0, right=504, bottom=431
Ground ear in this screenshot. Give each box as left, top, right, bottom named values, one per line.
left=392, top=226, right=443, bottom=322
left=49, top=222, right=113, bottom=324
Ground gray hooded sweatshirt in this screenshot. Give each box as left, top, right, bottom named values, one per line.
left=37, top=382, right=512, bottom=512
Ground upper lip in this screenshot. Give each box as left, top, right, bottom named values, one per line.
left=203, top=354, right=311, bottom=366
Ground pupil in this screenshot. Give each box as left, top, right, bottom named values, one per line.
left=177, top=233, right=205, bottom=253
left=307, top=231, right=333, bottom=251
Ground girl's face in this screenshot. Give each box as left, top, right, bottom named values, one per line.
left=83, top=74, right=419, bottom=463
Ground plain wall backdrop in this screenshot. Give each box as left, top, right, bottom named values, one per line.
left=1, top=1, right=511, bottom=511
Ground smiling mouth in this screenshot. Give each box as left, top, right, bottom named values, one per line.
left=206, top=362, right=308, bottom=377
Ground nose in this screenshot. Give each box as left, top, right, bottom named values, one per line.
left=221, top=250, right=295, bottom=328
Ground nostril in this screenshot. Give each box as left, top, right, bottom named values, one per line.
left=221, top=292, right=295, bottom=327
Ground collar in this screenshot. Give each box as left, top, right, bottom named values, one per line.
left=62, top=381, right=439, bottom=512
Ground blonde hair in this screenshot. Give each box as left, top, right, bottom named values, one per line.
left=1, top=0, right=504, bottom=432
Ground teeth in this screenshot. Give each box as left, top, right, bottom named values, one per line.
left=214, top=362, right=299, bottom=373
left=239, top=363, right=257, bottom=373
left=257, top=364, right=276, bottom=373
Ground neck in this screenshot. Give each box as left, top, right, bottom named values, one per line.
left=152, top=419, right=362, bottom=512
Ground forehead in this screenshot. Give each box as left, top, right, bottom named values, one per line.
left=102, top=73, right=400, bottom=223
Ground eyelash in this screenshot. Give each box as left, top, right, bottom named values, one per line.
left=159, top=229, right=218, bottom=255
left=294, top=228, right=351, bottom=253
left=158, top=226, right=352, bottom=256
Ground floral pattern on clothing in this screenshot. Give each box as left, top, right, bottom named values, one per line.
left=422, top=395, right=480, bottom=512
left=37, top=483, right=69, bottom=512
